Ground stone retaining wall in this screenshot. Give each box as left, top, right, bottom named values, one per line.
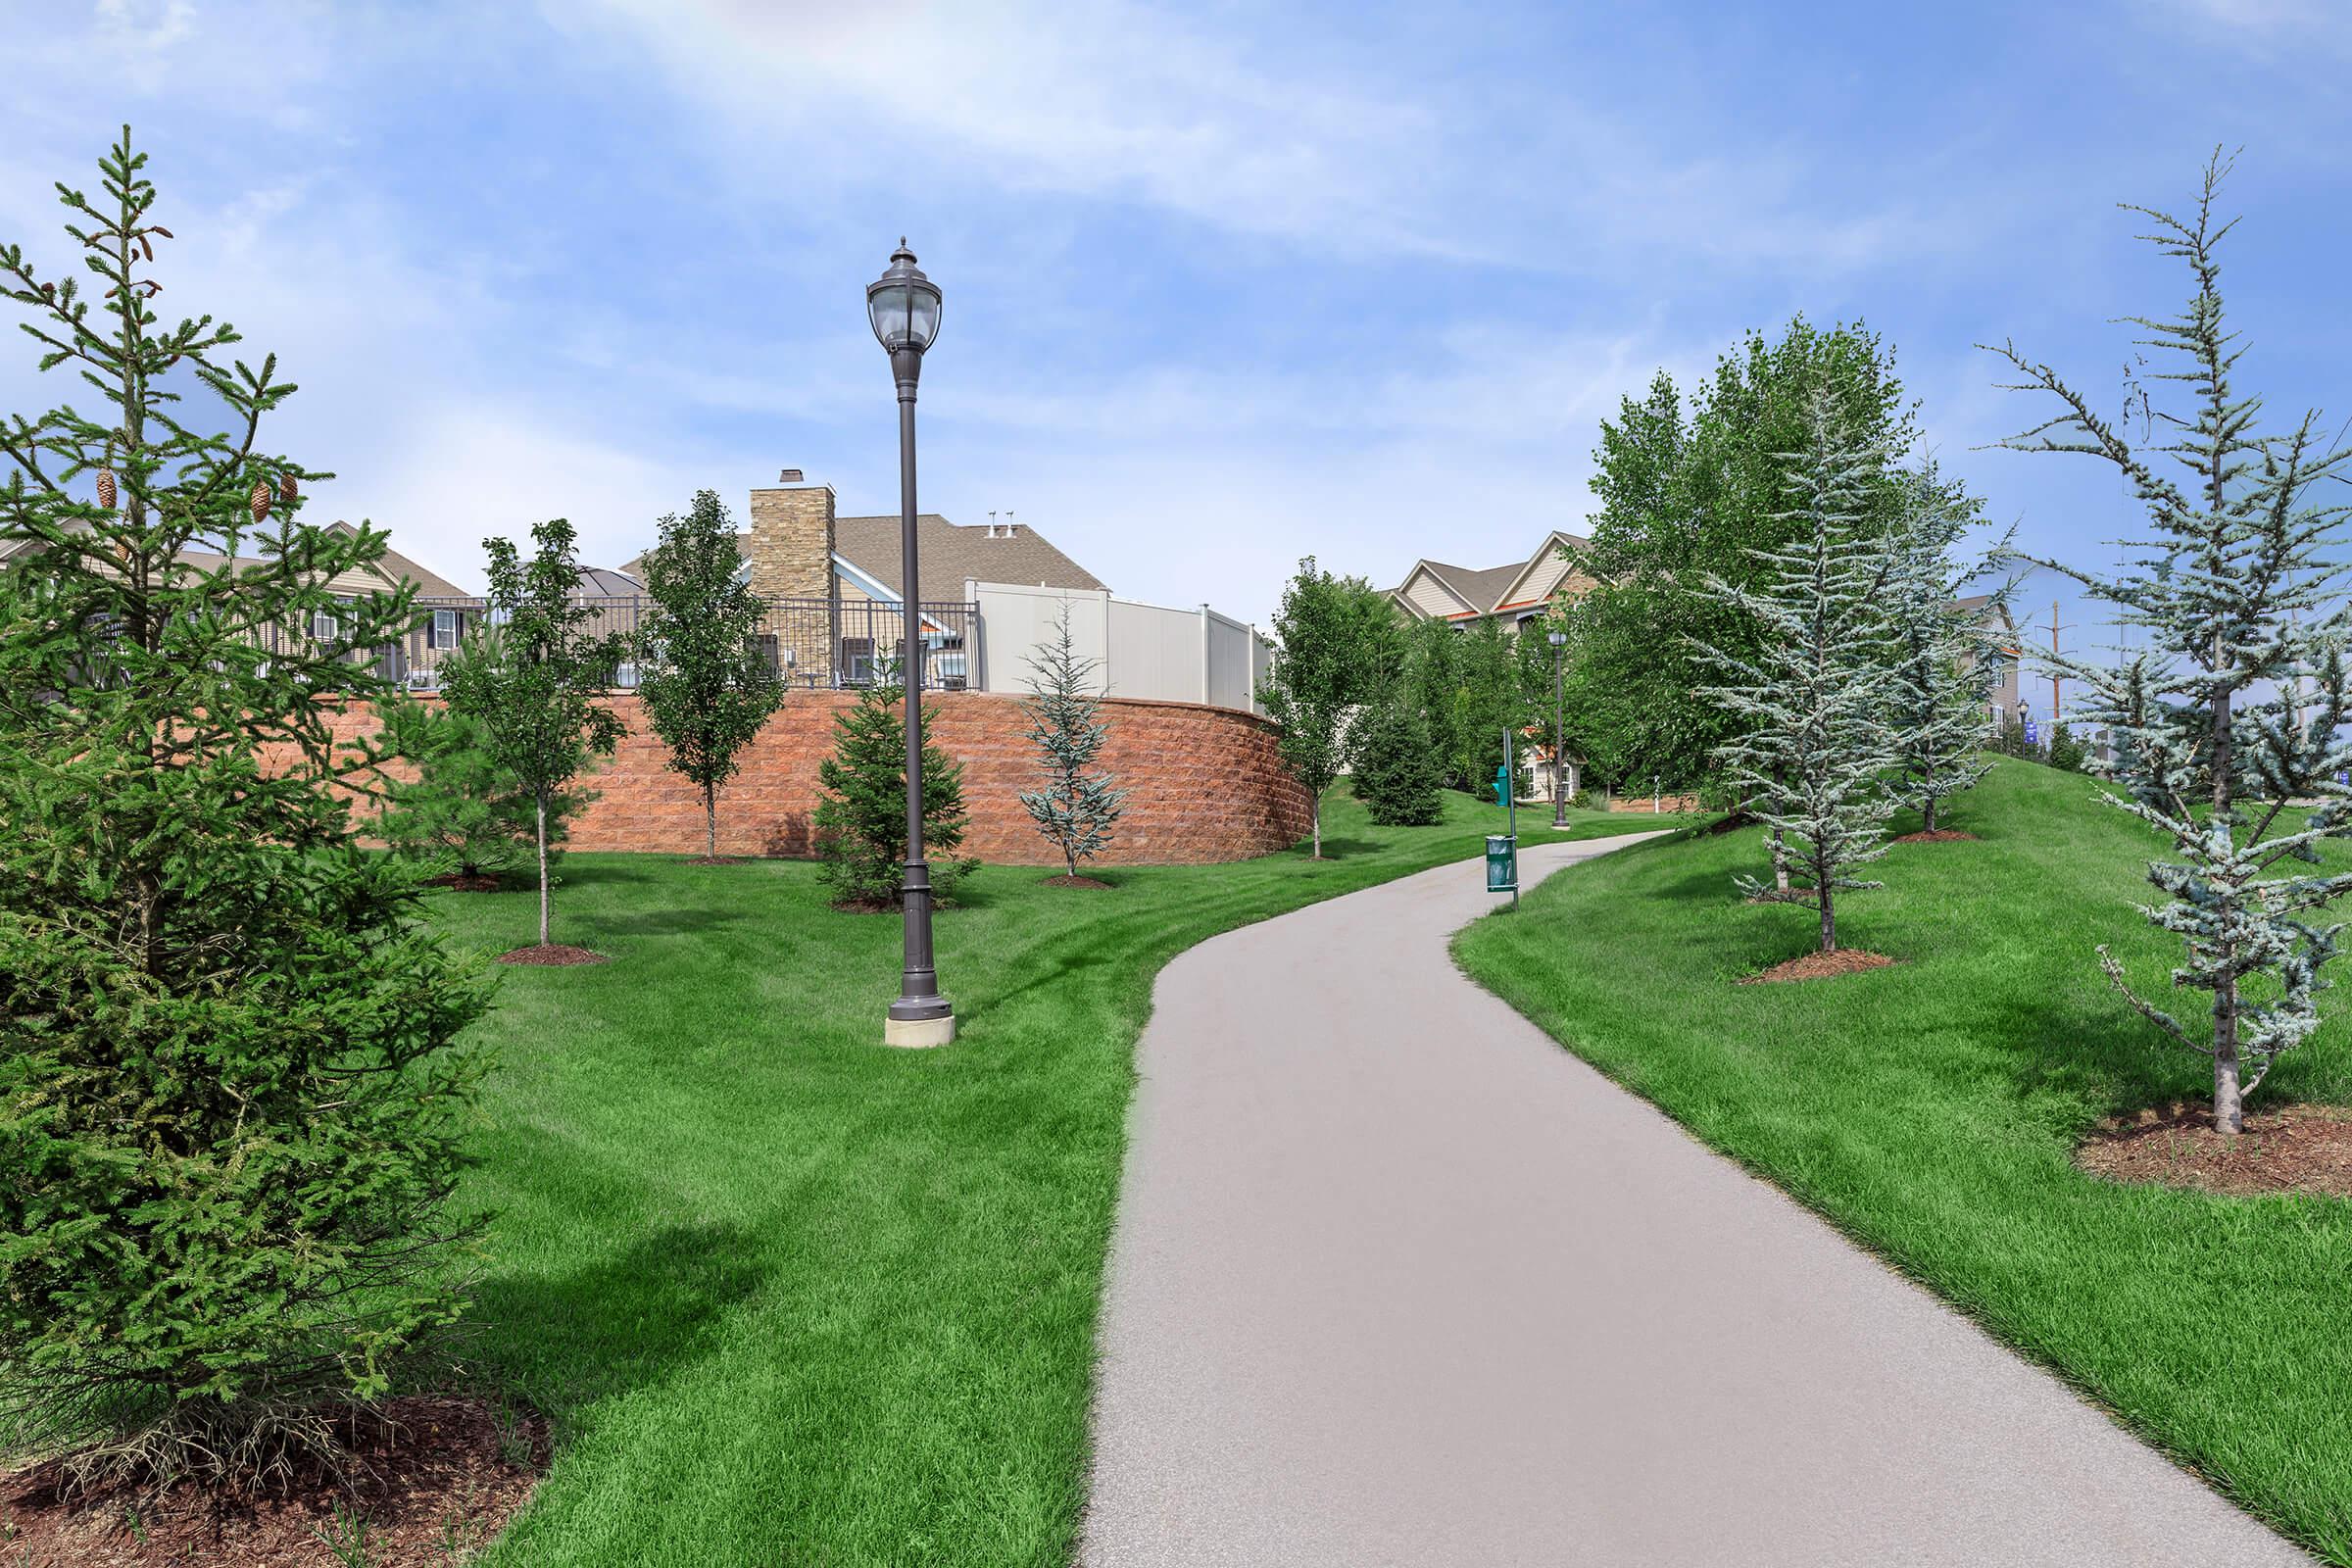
left=320, top=690, right=1314, bottom=865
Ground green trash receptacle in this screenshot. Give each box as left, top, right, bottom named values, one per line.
left=1485, top=833, right=1517, bottom=894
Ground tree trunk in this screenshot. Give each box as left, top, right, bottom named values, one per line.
left=1311, top=795, right=1323, bottom=859
left=536, top=790, right=550, bottom=948
left=1768, top=765, right=1789, bottom=893
left=2211, top=678, right=2239, bottom=1134
left=705, top=781, right=717, bottom=860
left=1922, top=757, right=1937, bottom=834
left=1818, top=878, right=1836, bottom=954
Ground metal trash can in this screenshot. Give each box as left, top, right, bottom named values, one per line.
left=1486, top=834, right=1518, bottom=895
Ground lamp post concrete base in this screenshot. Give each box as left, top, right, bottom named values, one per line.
left=884, top=1012, right=957, bottom=1049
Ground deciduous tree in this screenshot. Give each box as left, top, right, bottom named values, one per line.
left=1262, top=557, right=1396, bottom=857
left=1566, top=321, right=1920, bottom=791
left=442, top=517, right=624, bottom=952
left=635, top=489, right=784, bottom=859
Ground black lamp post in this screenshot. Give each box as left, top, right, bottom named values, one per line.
left=868, top=240, right=955, bottom=1049
left=1546, top=627, right=1568, bottom=828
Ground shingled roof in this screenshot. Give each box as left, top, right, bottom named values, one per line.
left=833, top=514, right=1104, bottom=597
left=618, top=514, right=1104, bottom=599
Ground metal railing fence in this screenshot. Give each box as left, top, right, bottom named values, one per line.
left=256, top=595, right=978, bottom=694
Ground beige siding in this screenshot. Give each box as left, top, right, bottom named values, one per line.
left=1401, top=567, right=1470, bottom=618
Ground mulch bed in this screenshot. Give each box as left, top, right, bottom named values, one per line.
left=683, top=856, right=748, bottom=866
left=1891, top=829, right=1980, bottom=843
left=1040, top=874, right=1113, bottom=890
left=0, top=1395, right=547, bottom=1568
left=2077, top=1102, right=2352, bottom=1198
left=423, top=873, right=504, bottom=894
left=495, top=944, right=607, bottom=966
left=1740, top=949, right=1898, bottom=985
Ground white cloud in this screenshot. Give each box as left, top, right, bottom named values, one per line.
left=566, top=0, right=1459, bottom=257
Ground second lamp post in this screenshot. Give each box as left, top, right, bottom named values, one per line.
left=868, top=240, right=956, bottom=1048
left=1547, top=627, right=1568, bottom=828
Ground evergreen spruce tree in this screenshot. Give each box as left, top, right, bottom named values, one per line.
left=1881, top=464, right=2007, bottom=833
left=1350, top=688, right=1446, bottom=826
left=0, top=130, right=490, bottom=1479
left=1692, top=395, right=1902, bottom=953
left=812, top=681, right=977, bottom=907
left=442, top=518, right=624, bottom=955
left=635, top=489, right=783, bottom=860
left=1017, top=607, right=1126, bottom=879
left=1987, top=153, right=2352, bottom=1134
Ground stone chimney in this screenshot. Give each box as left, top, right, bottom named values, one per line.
left=746, top=476, right=835, bottom=600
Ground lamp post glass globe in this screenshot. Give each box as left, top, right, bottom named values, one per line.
left=872, top=240, right=954, bottom=1048
left=867, top=240, right=943, bottom=362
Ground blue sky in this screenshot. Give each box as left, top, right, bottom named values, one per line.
left=5, top=0, right=2350, bottom=662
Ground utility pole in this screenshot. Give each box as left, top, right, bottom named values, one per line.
left=2046, top=600, right=2073, bottom=728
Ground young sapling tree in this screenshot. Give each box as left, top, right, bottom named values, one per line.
left=635, top=488, right=784, bottom=860
left=1262, top=557, right=1394, bottom=858
left=1017, top=605, right=1126, bottom=879
left=1986, top=152, right=2352, bottom=1133
left=442, top=517, right=624, bottom=954
left=1692, top=395, right=1902, bottom=953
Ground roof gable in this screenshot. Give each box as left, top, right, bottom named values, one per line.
left=1395, top=562, right=1480, bottom=618
left=1490, top=529, right=1593, bottom=614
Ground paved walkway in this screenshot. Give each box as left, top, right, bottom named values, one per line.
left=1082, top=835, right=2310, bottom=1566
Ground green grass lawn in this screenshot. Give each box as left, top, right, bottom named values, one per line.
left=1454, top=757, right=2352, bottom=1562
left=429, top=787, right=1660, bottom=1567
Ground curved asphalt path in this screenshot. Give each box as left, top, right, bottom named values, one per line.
left=1081, top=834, right=2311, bottom=1567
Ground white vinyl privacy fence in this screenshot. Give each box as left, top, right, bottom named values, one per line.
left=965, top=580, right=1273, bottom=715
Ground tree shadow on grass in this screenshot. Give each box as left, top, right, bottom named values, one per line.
left=587, top=906, right=747, bottom=937
left=1302, top=837, right=1376, bottom=859
left=549, top=860, right=660, bottom=891
left=965, top=945, right=1118, bottom=1016
left=468, top=1219, right=766, bottom=1439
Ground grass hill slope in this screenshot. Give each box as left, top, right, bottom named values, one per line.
left=1455, top=758, right=2352, bottom=1563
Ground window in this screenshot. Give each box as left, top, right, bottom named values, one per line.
left=429, top=608, right=461, bottom=650
left=843, top=637, right=875, bottom=684
left=310, top=603, right=342, bottom=642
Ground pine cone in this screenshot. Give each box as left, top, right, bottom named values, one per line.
left=279, top=473, right=298, bottom=502
left=95, top=468, right=117, bottom=510
left=250, top=478, right=271, bottom=524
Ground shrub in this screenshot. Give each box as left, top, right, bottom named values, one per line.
left=1349, top=692, right=1445, bottom=826
left=812, top=682, right=977, bottom=907
left=0, top=129, right=491, bottom=1482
